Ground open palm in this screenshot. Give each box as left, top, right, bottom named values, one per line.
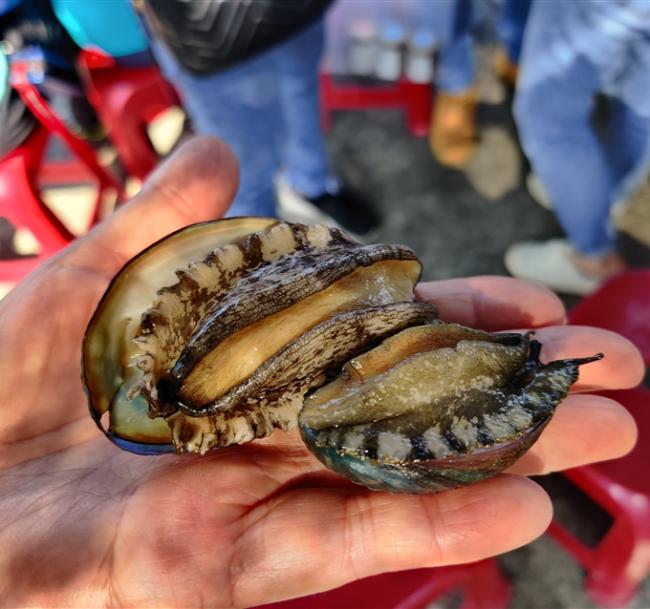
left=0, top=137, right=642, bottom=608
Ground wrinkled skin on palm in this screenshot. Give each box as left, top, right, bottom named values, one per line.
left=83, top=219, right=600, bottom=492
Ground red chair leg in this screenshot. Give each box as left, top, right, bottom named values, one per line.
left=254, top=562, right=509, bottom=609
left=396, top=560, right=509, bottom=609
left=403, top=81, right=432, bottom=138
left=586, top=518, right=647, bottom=608
left=393, top=567, right=466, bottom=609
left=14, top=79, right=125, bottom=205
left=80, top=59, right=179, bottom=181
left=0, top=149, right=71, bottom=282
left=461, top=559, right=510, bottom=609
left=93, top=81, right=159, bottom=179
left=548, top=514, right=649, bottom=607
left=0, top=152, right=74, bottom=255
left=0, top=57, right=128, bottom=286
left=547, top=521, right=597, bottom=570
left=319, top=70, right=334, bottom=133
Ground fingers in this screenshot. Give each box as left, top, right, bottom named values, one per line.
left=233, top=475, right=551, bottom=607
left=415, top=276, right=566, bottom=331
left=65, top=136, right=240, bottom=277
left=528, top=325, right=645, bottom=392
left=508, top=395, right=638, bottom=476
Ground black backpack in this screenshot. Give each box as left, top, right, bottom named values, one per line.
left=143, top=0, right=333, bottom=75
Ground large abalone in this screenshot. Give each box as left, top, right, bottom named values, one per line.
left=83, top=218, right=600, bottom=493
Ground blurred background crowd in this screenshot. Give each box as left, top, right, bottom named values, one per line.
left=0, top=0, right=649, bottom=607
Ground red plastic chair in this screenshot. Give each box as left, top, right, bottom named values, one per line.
left=77, top=49, right=180, bottom=181
left=0, top=126, right=72, bottom=280
left=320, top=71, right=432, bottom=137
left=253, top=560, right=510, bottom=609
left=546, top=270, right=650, bottom=607
left=0, top=60, right=126, bottom=283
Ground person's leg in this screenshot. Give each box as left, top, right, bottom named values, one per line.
left=497, top=0, right=533, bottom=65
left=516, top=0, right=650, bottom=256
left=437, top=28, right=475, bottom=94
left=516, top=59, right=612, bottom=256
left=273, top=18, right=335, bottom=199
left=603, top=97, right=650, bottom=204
left=506, top=1, right=625, bottom=294
left=430, top=0, right=477, bottom=168
left=599, top=11, right=650, bottom=208
left=151, top=40, right=282, bottom=218
left=436, top=0, right=475, bottom=95
left=272, top=18, right=380, bottom=238
left=494, top=0, right=532, bottom=87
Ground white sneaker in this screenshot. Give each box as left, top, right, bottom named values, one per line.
left=526, top=173, right=553, bottom=210
left=504, top=239, right=601, bottom=295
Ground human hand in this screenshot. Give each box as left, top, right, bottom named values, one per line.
left=0, top=137, right=642, bottom=608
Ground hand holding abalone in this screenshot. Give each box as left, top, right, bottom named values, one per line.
left=83, top=219, right=601, bottom=493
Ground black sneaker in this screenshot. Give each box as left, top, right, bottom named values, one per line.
left=275, top=175, right=382, bottom=242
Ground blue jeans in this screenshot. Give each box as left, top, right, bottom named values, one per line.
left=497, top=0, right=532, bottom=65
left=514, top=0, right=650, bottom=256
left=437, top=0, right=531, bottom=93
left=435, top=0, right=475, bottom=93
left=153, top=19, right=335, bottom=217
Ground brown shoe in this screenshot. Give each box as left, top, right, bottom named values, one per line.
left=429, top=88, right=477, bottom=168
left=494, top=48, right=519, bottom=89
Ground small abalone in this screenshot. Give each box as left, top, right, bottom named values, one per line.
left=83, top=218, right=600, bottom=493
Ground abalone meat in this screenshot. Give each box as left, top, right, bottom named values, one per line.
left=83, top=218, right=600, bottom=492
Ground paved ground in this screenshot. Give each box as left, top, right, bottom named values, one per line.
left=327, top=72, right=650, bottom=609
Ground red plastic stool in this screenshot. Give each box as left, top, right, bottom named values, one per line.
left=546, top=270, right=650, bottom=607
left=253, top=560, right=509, bottom=609
left=77, top=49, right=180, bottom=181
left=12, top=63, right=126, bottom=211
left=0, top=126, right=73, bottom=280
left=0, top=62, right=126, bottom=284
left=320, top=71, right=432, bottom=137
left=547, top=387, right=650, bottom=607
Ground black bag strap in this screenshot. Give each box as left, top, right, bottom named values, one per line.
left=143, top=0, right=333, bottom=75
